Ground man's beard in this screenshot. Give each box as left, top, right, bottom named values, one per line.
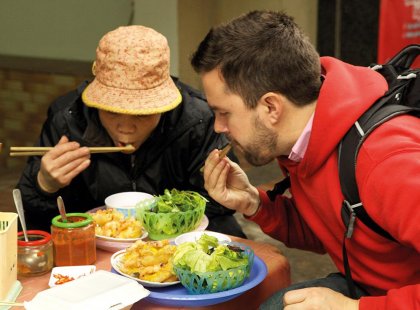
left=241, top=115, right=277, bottom=166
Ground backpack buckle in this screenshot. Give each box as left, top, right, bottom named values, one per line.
left=341, top=200, right=363, bottom=239
left=370, top=64, right=383, bottom=71
left=397, top=72, right=417, bottom=80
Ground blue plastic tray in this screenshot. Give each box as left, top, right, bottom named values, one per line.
left=112, top=255, right=267, bottom=307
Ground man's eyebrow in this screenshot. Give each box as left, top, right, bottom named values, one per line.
left=206, top=101, right=217, bottom=110
left=208, top=105, right=224, bottom=113
left=209, top=105, right=219, bottom=111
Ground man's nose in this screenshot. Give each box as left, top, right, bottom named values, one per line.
left=214, top=118, right=228, bottom=134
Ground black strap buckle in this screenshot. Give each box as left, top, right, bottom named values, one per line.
left=341, top=200, right=362, bottom=239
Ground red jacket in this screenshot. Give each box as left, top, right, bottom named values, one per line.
left=250, top=57, right=420, bottom=309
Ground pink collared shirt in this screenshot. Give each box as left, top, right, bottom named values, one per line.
left=288, top=113, right=314, bottom=162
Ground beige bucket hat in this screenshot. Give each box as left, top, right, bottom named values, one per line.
left=82, top=25, right=182, bottom=115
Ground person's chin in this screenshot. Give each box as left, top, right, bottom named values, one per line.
left=245, top=152, right=273, bottom=167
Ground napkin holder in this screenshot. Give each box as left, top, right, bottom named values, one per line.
left=0, top=212, right=22, bottom=308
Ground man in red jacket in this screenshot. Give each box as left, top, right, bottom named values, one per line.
left=191, top=10, right=419, bottom=310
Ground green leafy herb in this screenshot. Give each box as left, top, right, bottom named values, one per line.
left=151, top=189, right=207, bottom=213
left=136, top=189, right=207, bottom=240
left=173, top=234, right=249, bottom=273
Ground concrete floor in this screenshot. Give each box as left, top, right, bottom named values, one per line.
left=0, top=161, right=337, bottom=285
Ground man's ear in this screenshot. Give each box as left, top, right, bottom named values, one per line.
left=258, top=92, right=284, bottom=124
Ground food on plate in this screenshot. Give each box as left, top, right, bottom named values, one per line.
left=174, top=231, right=231, bottom=245
left=136, top=189, right=207, bottom=240
left=49, top=265, right=96, bottom=287
left=91, top=208, right=143, bottom=239
left=118, top=239, right=178, bottom=283
left=53, top=273, right=75, bottom=285
left=173, top=234, right=249, bottom=272
left=172, top=234, right=253, bottom=293
left=152, top=189, right=207, bottom=213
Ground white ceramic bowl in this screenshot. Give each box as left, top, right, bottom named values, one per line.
left=105, top=192, right=153, bottom=218
left=174, top=230, right=231, bottom=245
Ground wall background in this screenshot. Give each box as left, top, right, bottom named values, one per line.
left=176, top=0, right=318, bottom=87
left=0, top=0, right=133, bottom=61
left=0, top=0, right=318, bottom=83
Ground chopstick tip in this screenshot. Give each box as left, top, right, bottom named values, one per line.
left=220, top=144, right=232, bottom=157
left=199, top=143, right=232, bottom=174
left=123, top=144, right=135, bottom=154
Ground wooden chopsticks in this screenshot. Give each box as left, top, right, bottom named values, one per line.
left=9, top=145, right=135, bottom=157
left=200, top=144, right=232, bottom=173
left=0, top=300, right=24, bottom=307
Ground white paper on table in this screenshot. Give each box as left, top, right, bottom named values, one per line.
left=23, top=270, right=149, bottom=310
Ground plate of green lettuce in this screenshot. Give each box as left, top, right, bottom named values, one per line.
left=141, top=233, right=267, bottom=307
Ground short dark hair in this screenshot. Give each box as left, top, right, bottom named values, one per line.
left=191, top=10, right=321, bottom=108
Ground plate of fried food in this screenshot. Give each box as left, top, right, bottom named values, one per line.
left=111, top=239, right=180, bottom=288
left=89, top=207, right=148, bottom=252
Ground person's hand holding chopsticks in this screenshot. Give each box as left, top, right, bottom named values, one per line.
left=201, top=144, right=261, bottom=217
left=36, top=136, right=92, bottom=193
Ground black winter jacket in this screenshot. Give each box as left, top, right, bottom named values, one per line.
left=17, top=79, right=241, bottom=234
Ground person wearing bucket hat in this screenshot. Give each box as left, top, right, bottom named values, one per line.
left=16, top=25, right=246, bottom=238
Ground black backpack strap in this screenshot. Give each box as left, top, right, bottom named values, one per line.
left=338, top=103, right=413, bottom=299
left=338, top=75, right=420, bottom=298
left=370, top=44, right=420, bottom=84
left=338, top=100, right=415, bottom=241
left=338, top=45, right=420, bottom=298
left=338, top=64, right=420, bottom=241
left=387, top=44, right=420, bottom=68
left=266, top=176, right=290, bottom=202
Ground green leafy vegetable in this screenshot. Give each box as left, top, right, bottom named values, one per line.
left=136, top=189, right=207, bottom=240
left=151, top=189, right=207, bottom=213
left=173, top=234, right=249, bottom=273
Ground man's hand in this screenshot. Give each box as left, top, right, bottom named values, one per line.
left=283, top=287, right=359, bottom=310
left=202, top=148, right=260, bottom=216
left=37, top=136, right=91, bottom=193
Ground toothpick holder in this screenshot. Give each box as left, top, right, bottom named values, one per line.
left=0, top=212, right=22, bottom=307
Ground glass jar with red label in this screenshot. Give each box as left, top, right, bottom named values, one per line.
left=51, top=213, right=96, bottom=266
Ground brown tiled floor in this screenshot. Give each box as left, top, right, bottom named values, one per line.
left=0, top=161, right=336, bottom=285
